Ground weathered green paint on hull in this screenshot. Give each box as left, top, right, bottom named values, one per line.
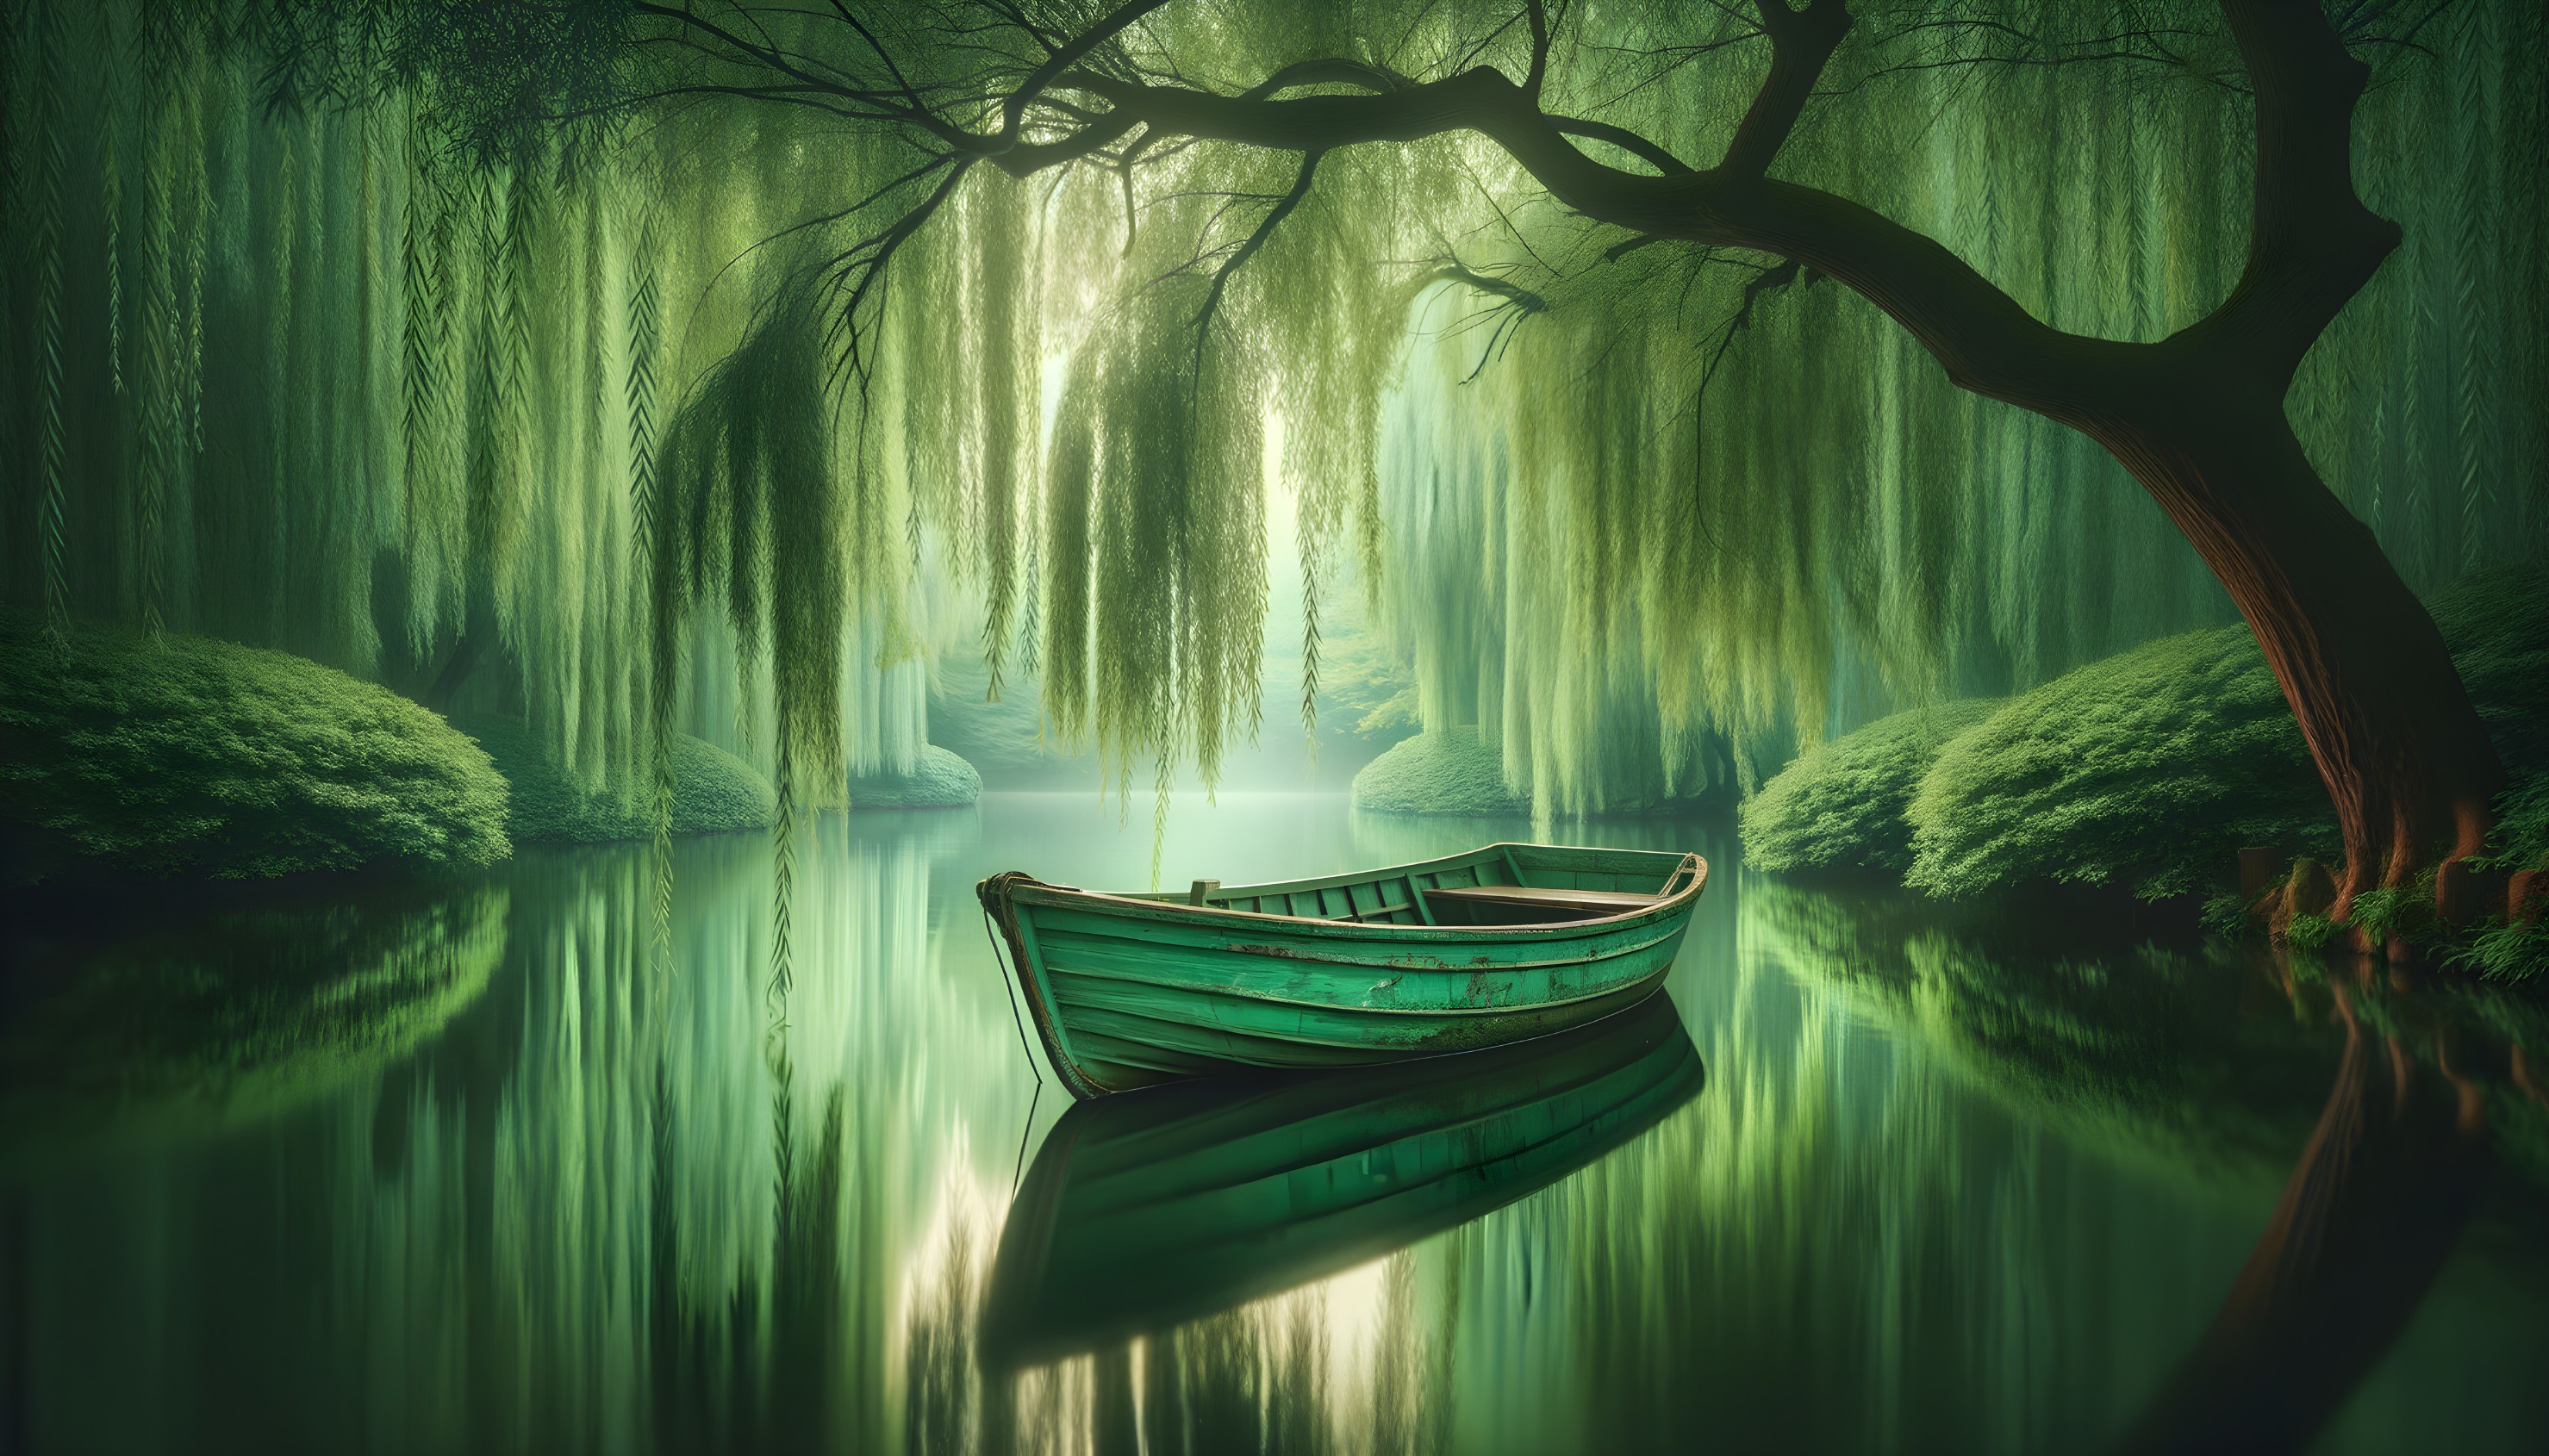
left=977, top=842, right=1707, bottom=1097
left=980, top=992, right=1705, bottom=1368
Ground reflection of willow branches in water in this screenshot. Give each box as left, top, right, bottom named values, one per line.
left=10, top=828, right=1007, bottom=1453
left=643, top=828, right=900, bottom=1450
left=915, top=1176, right=1452, bottom=1456
left=647, top=1043, right=880, bottom=1453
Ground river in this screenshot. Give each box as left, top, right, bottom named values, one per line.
left=5, top=794, right=2546, bottom=1454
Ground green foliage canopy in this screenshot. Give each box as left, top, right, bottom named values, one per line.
left=2, top=0, right=2543, bottom=827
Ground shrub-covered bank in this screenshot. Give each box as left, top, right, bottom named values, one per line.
left=1351, top=727, right=1529, bottom=816
left=458, top=715, right=776, bottom=842
left=1741, top=565, right=2549, bottom=980
left=1352, top=725, right=1726, bottom=818
left=1742, top=699, right=2001, bottom=876
left=1, top=620, right=508, bottom=885
left=847, top=744, right=982, bottom=809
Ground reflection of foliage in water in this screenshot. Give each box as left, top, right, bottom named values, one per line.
left=1745, top=880, right=2340, bottom=1179
left=1749, top=874, right=2549, bottom=1216
left=17, top=828, right=2546, bottom=1453
left=0, top=881, right=507, bottom=1144
left=2346, top=978, right=2549, bottom=1198
left=1516, top=896, right=2284, bottom=1453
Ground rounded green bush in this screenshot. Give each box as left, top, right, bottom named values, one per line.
left=1350, top=726, right=1528, bottom=816
left=1904, top=628, right=2338, bottom=901
left=1742, top=699, right=2001, bottom=874
left=848, top=744, right=982, bottom=809
left=0, top=619, right=509, bottom=882
left=458, top=715, right=775, bottom=842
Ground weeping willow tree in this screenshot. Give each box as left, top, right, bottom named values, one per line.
left=0, top=1, right=955, bottom=804
left=4, top=0, right=2545, bottom=911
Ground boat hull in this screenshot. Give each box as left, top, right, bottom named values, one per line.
left=979, top=843, right=1706, bottom=1097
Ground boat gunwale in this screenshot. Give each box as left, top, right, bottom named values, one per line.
left=975, top=841, right=1711, bottom=1099
left=1008, top=842, right=1709, bottom=936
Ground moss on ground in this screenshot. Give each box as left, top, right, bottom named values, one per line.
left=1350, top=726, right=1529, bottom=816
left=458, top=715, right=774, bottom=842
left=1742, top=700, right=1999, bottom=874
left=0, top=619, right=508, bottom=883
left=847, top=744, right=982, bottom=809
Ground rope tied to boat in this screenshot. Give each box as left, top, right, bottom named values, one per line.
left=980, top=899, right=1045, bottom=1092
left=981, top=885, right=1050, bottom=1197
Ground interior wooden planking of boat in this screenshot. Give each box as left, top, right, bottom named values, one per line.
left=975, top=842, right=1708, bottom=1098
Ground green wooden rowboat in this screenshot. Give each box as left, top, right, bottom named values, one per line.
left=976, top=841, right=1707, bottom=1098
left=979, top=991, right=1704, bottom=1368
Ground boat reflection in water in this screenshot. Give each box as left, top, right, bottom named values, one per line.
left=980, top=992, right=1704, bottom=1369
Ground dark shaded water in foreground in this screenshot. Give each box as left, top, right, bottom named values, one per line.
left=5, top=795, right=2547, bottom=1454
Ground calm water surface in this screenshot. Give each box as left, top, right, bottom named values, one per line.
left=5, top=793, right=2547, bottom=1454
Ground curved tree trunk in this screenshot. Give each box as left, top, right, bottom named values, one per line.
left=2079, top=389, right=2502, bottom=910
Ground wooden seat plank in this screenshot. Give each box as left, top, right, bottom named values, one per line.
left=1423, top=886, right=1661, bottom=913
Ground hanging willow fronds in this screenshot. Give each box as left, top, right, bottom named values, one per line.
left=179, top=62, right=205, bottom=458
left=0, top=0, right=2541, bottom=831
left=623, top=184, right=677, bottom=957
left=0, top=1, right=19, bottom=549
left=626, top=193, right=662, bottom=574
left=0, top=2, right=19, bottom=227
left=135, top=62, right=179, bottom=637
left=33, top=0, right=68, bottom=639
left=2452, top=2, right=2499, bottom=577
left=96, top=3, right=123, bottom=396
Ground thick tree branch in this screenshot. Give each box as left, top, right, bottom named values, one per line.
left=994, top=0, right=1170, bottom=149
left=1193, top=147, right=1323, bottom=359
left=1524, top=0, right=1551, bottom=103
left=1050, top=63, right=2114, bottom=409
left=1237, top=59, right=1409, bottom=100
left=2191, top=0, right=2403, bottom=395
left=1719, top=0, right=1853, bottom=178
left=1551, top=115, right=1692, bottom=175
